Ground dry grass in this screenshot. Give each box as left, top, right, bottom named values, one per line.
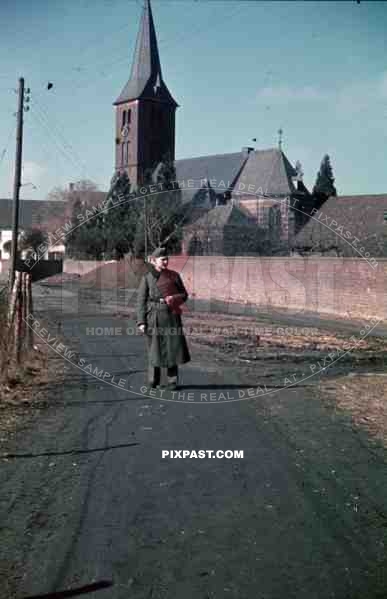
left=0, top=331, right=63, bottom=442
left=322, top=375, right=387, bottom=447
left=0, top=285, right=9, bottom=376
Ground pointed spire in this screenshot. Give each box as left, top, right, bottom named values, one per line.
left=130, top=0, right=161, bottom=85
left=114, top=0, right=178, bottom=106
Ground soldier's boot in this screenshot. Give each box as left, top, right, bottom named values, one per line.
left=148, top=366, right=161, bottom=389
left=167, top=365, right=178, bottom=391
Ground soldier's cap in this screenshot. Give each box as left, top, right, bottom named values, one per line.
left=151, top=247, right=168, bottom=258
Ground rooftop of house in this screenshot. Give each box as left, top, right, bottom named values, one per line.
left=293, top=194, right=387, bottom=256
left=0, top=199, right=67, bottom=231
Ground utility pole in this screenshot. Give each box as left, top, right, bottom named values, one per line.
left=9, top=77, right=29, bottom=291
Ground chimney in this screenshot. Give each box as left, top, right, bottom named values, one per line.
left=242, top=147, right=254, bottom=156
left=294, top=160, right=304, bottom=191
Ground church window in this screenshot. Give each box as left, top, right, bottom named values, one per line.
left=269, top=206, right=282, bottom=240
left=122, top=110, right=127, bottom=127
left=122, top=141, right=130, bottom=166
left=127, top=109, right=131, bottom=124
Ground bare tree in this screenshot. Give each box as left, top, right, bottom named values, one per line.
left=19, top=228, right=49, bottom=259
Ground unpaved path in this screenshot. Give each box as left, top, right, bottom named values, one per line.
left=1, top=282, right=387, bottom=599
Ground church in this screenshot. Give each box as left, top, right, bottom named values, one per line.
left=113, top=0, right=312, bottom=255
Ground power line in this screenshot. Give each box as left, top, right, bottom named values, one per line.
left=44, top=1, right=245, bottom=97
left=0, top=122, right=16, bottom=171
left=27, top=117, right=62, bottom=183
left=32, top=92, right=91, bottom=178
left=30, top=99, right=89, bottom=180
left=29, top=106, right=87, bottom=180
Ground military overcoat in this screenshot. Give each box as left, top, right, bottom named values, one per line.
left=136, top=266, right=191, bottom=368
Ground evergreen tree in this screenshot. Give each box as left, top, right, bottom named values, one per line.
left=313, top=154, right=337, bottom=199
left=65, top=197, right=106, bottom=259
left=134, top=157, right=183, bottom=256
left=65, top=197, right=83, bottom=258
left=80, top=209, right=106, bottom=259
left=104, top=171, right=140, bottom=259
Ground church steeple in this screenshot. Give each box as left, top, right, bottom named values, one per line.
left=114, top=0, right=177, bottom=107
left=114, top=0, right=178, bottom=186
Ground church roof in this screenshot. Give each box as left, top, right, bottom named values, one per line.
left=114, top=0, right=178, bottom=106
left=234, top=149, right=297, bottom=197
left=185, top=203, right=256, bottom=230
left=175, top=151, right=247, bottom=188
left=175, top=151, right=249, bottom=203
left=174, top=147, right=298, bottom=204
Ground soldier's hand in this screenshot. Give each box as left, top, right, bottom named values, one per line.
left=138, top=324, right=146, bottom=334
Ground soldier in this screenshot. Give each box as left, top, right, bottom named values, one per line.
left=136, top=247, right=191, bottom=390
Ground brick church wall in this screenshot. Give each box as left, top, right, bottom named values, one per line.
left=237, top=196, right=291, bottom=243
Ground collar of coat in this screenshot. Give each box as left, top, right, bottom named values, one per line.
left=149, top=265, right=162, bottom=280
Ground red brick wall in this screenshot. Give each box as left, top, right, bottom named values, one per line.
left=168, top=256, right=387, bottom=322
left=62, top=256, right=387, bottom=322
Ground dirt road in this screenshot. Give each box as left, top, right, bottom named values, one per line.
left=1, top=283, right=387, bottom=599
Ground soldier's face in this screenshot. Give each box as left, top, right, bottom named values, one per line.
left=154, top=257, right=169, bottom=271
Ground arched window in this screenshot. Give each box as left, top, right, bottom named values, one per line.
left=269, top=205, right=282, bottom=240
left=122, top=110, right=127, bottom=127
left=122, top=142, right=130, bottom=166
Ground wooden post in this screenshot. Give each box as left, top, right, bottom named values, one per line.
left=1, top=275, right=18, bottom=376
left=9, top=78, right=25, bottom=292
left=14, top=272, right=23, bottom=364
left=21, top=272, right=27, bottom=352
left=26, top=273, right=34, bottom=350
left=7, top=274, right=18, bottom=327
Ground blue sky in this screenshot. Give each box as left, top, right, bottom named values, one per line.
left=0, top=0, right=386, bottom=200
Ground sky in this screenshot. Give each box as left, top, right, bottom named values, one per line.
left=0, top=0, right=386, bottom=201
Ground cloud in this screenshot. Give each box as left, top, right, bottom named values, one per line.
left=335, top=71, right=387, bottom=120
left=22, top=161, right=46, bottom=184
left=378, top=71, right=387, bottom=99
left=257, top=84, right=328, bottom=103
left=257, top=72, right=387, bottom=127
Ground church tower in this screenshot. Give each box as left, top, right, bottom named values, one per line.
left=113, top=0, right=178, bottom=187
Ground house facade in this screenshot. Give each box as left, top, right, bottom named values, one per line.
left=0, top=199, right=67, bottom=263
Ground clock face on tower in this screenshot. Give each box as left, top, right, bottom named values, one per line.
left=121, top=124, right=130, bottom=138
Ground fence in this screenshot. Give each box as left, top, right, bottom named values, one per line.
left=1, top=272, right=34, bottom=377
